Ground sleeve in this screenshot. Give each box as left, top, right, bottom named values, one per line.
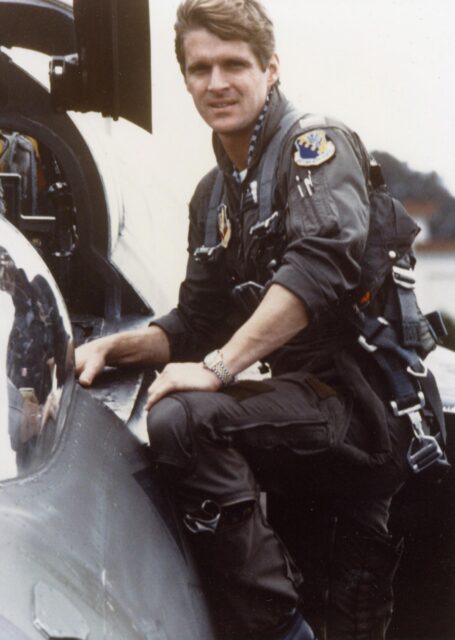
left=150, top=170, right=233, bottom=362
left=270, top=125, right=370, bottom=318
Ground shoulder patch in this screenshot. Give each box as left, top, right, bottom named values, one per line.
left=294, top=129, right=336, bottom=167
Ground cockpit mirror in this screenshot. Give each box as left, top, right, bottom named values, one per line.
left=49, top=0, right=152, bottom=132
left=0, top=218, right=74, bottom=481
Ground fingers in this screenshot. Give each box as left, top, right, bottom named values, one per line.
left=145, top=363, right=221, bottom=412
left=145, top=372, right=170, bottom=411
left=146, top=365, right=188, bottom=411
left=77, top=363, right=99, bottom=387
left=75, top=344, right=105, bottom=387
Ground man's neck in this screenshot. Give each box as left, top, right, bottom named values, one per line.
left=218, top=129, right=252, bottom=171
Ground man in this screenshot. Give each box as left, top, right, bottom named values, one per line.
left=76, top=1, right=412, bottom=638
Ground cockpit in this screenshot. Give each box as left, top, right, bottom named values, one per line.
left=0, top=129, right=78, bottom=301
left=0, top=218, right=74, bottom=481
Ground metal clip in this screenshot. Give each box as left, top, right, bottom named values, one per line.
left=392, top=265, right=416, bottom=290
left=390, top=391, right=425, bottom=417
left=407, top=409, right=425, bottom=438
left=193, top=243, right=224, bottom=263
left=407, top=434, right=448, bottom=474
left=357, top=316, right=390, bottom=353
left=249, top=211, right=280, bottom=237
left=403, top=411, right=450, bottom=475
left=183, top=500, right=221, bottom=535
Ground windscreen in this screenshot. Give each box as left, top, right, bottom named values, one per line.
left=0, top=219, right=74, bottom=481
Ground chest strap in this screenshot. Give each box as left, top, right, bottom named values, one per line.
left=255, top=109, right=303, bottom=228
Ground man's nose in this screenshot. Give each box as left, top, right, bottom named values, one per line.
left=208, top=66, right=229, bottom=91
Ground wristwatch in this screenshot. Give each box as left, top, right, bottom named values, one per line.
left=203, top=350, right=235, bottom=386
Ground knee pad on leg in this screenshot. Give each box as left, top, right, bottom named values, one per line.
left=146, top=396, right=194, bottom=472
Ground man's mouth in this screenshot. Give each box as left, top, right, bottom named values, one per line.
left=209, top=100, right=237, bottom=110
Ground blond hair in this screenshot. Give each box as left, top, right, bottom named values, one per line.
left=175, top=0, right=276, bottom=74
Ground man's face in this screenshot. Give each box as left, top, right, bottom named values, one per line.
left=183, top=28, right=279, bottom=140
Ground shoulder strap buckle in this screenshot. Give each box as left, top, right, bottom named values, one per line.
left=392, top=264, right=416, bottom=290
left=193, top=243, right=224, bottom=264
left=249, top=210, right=280, bottom=238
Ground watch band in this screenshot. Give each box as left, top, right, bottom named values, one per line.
left=203, top=350, right=235, bottom=386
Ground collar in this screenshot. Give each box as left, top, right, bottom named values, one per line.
left=212, top=85, right=294, bottom=179
left=232, top=90, right=272, bottom=183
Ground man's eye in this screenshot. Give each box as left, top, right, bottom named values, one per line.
left=189, top=65, right=209, bottom=75
left=226, top=61, right=247, bottom=70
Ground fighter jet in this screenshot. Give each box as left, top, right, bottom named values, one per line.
left=0, top=1, right=454, bottom=639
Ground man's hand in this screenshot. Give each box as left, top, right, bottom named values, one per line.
left=75, top=326, right=171, bottom=388
left=75, top=340, right=108, bottom=387
left=146, top=362, right=221, bottom=411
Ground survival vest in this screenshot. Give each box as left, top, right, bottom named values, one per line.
left=196, top=110, right=449, bottom=478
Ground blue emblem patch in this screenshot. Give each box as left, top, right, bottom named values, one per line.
left=294, top=129, right=336, bottom=167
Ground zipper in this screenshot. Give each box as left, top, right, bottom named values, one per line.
left=222, top=414, right=327, bottom=433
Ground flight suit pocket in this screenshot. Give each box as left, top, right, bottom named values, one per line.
left=287, top=168, right=340, bottom=238
left=218, top=370, right=352, bottom=455
left=223, top=414, right=331, bottom=454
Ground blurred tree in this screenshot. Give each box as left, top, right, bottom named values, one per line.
left=372, top=152, right=455, bottom=352
left=372, top=150, right=455, bottom=239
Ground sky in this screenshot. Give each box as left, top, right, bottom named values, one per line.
left=149, top=0, right=455, bottom=195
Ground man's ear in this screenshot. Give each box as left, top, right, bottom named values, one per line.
left=267, top=53, right=280, bottom=88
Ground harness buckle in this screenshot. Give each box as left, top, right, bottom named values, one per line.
left=357, top=317, right=389, bottom=353
left=390, top=391, right=425, bottom=417
left=392, top=265, right=416, bottom=290
left=407, top=433, right=449, bottom=474
left=407, top=409, right=426, bottom=438
left=400, top=409, right=450, bottom=475
left=193, top=243, right=224, bottom=263
left=249, top=211, right=280, bottom=237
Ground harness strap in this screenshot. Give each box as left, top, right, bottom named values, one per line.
left=205, top=170, right=224, bottom=247
left=388, top=257, right=422, bottom=348
left=354, top=309, right=449, bottom=475
left=194, top=171, right=225, bottom=262
left=257, top=109, right=302, bottom=224
left=355, top=314, right=425, bottom=406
